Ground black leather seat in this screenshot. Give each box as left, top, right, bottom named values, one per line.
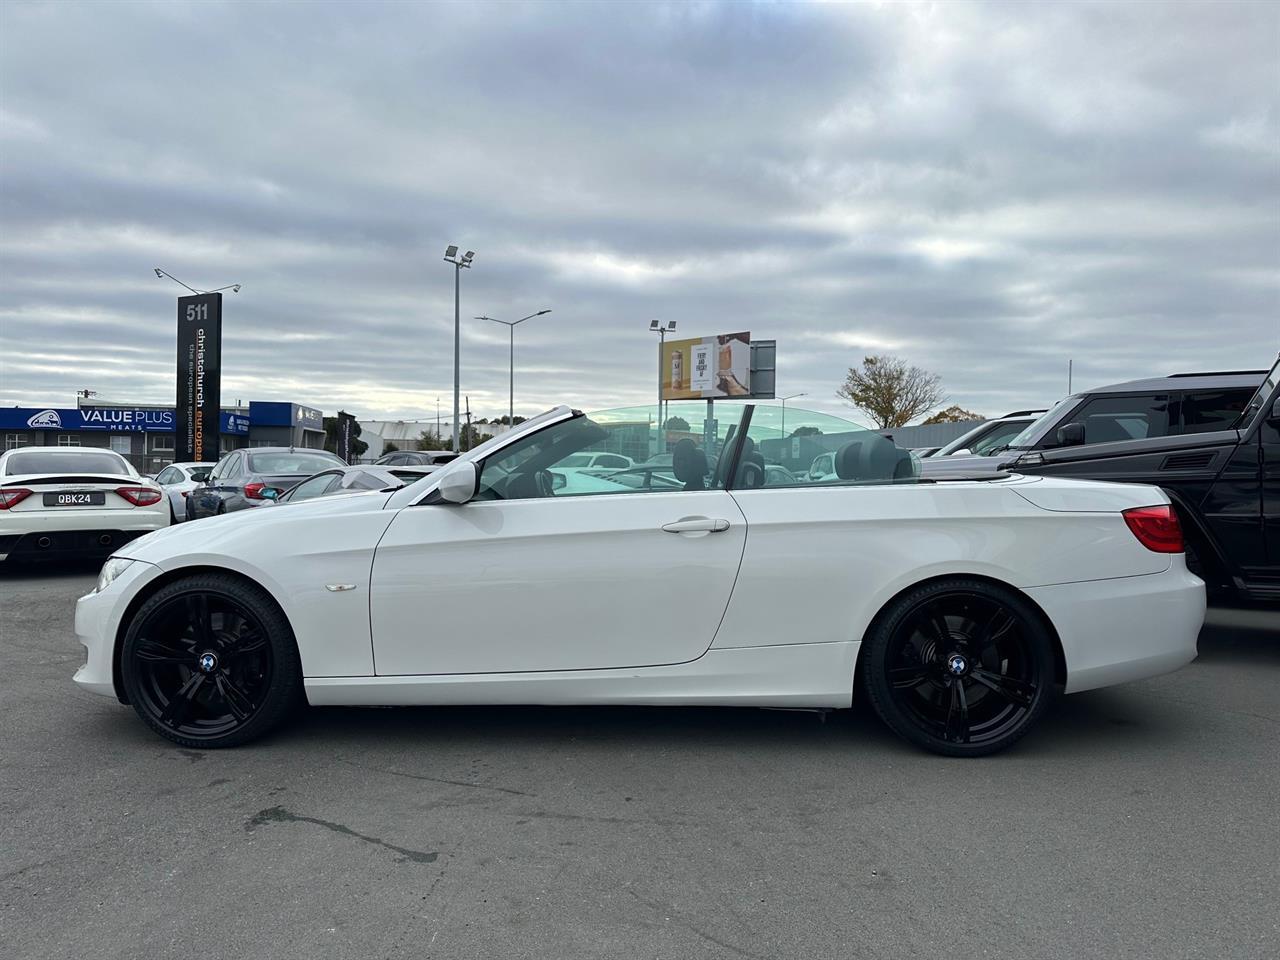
left=834, top=435, right=916, bottom=483
left=671, top=438, right=708, bottom=492
left=734, top=436, right=767, bottom=489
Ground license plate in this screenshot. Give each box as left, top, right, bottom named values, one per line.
left=43, top=492, right=106, bottom=507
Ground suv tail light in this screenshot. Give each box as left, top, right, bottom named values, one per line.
left=1122, top=504, right=1184, bottom=553
left=116, top=486, right=163, bottom=507
left=243, top=482, right=281, bottom=501
left=0, top=488, right=33, bottom=510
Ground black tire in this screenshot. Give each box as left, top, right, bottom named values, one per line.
left=120, top=573, right=302, bottom=748
left=169, top=502, right=178, bottom=525
left=861, top=579, right=1057, bottom=757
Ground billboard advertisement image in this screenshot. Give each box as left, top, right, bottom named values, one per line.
left=660, top=331, right=751, bottom=400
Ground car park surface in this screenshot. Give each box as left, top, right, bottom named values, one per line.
left=1, top=562, right=1276, bottom=960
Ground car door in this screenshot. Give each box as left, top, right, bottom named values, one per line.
left=193, top=455, right=229, bottom=517
left=369, top=406, right=748, bottom=676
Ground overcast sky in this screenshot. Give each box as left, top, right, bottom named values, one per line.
left=1, top=0, right=1277, bottom=426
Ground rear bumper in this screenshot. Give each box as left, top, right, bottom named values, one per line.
left=1025, top=560, right=1205, bottom=694
left=0, top=507, right=167, bottom=560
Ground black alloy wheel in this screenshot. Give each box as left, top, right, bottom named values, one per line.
left=862, top=579, right=1056, bottom=757
left=121, top=573, right=302, bottom=748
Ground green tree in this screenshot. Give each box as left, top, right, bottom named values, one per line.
left=383, top=442, right=399, bottom=454
left=418, top=431, right=451, bottom=451
left=664, top=416, right=691, bottom=432
left=322, top=412, right=368, bottom=460
left=791, top=425, right=822, bottom=438
left=923, top=404, right=985, bottom=425
left=837, top=354, right=947, bottom=428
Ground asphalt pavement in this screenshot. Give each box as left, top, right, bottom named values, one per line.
left=2, top=562, right=1277, bottom=959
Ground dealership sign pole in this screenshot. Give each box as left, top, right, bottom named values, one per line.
left=175, top=292, right=223, bottom=463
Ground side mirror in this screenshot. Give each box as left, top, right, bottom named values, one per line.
left=1056, top=422, right=1086, bottom=447
left=435, top=460, right=478, bottom=505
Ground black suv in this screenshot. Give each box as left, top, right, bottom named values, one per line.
left=1004, top=359, right=1279, bottom=604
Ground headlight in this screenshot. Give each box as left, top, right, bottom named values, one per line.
left=95, top=557, right=136, bottom=594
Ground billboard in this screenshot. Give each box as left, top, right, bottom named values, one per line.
left=660, top=331, right=751, bottom=400
left=175, top=293, right=223, bottom=462
left=335, top=411, right=356, bottom=463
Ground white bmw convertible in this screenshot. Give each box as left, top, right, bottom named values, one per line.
left=74, top=402, right=1204, bottom=756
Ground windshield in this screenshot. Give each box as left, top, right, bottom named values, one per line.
left=934, top=420, right=994, bottom=457
left=1003, top=396, right=1077, bottom=450
left=5, top=450, right=133, bottom=476
left=247, top=451, right=343, bottom=474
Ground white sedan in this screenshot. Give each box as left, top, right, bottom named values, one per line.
left=1, top=446, right=168, bottom=562
left=73, top=402, right=1204, bottom=756
left=152, top=462, right=215, bottom=522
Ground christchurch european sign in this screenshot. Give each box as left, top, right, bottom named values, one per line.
left=176, top=292, right=223, bottom=462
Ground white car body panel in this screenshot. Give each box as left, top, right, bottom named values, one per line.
left=370, top=490, right=748, bottom=674
left=712, top=477, right=1172, bottom=655
left=306, top=641, right=857, bottom=708
left=72, top=405, right=1204, bottom=715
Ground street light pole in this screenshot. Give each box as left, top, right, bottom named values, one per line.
left=779, top=392, right=807, bottom=439
left=443, top=246, right=475, bottom=452
left=476, top=310, right=551, bottom=428
left=648, top=320, right=677, bottom=455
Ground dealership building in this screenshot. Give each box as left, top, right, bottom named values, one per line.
left=1, top=400, right=325, bottom=474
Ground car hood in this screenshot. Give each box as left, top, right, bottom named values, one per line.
left=113, top=489, right=396, bottom=565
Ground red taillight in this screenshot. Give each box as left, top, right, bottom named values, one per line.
left=243, top=482, right=267, bottom=500
left=116, top=486, right=163, bottom=507
left=0, top=488, right=33, bottom=510
left=1123, top=504, right=1184, bottom=553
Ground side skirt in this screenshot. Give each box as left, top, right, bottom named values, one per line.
left=304, top=641, right=859, bottom=709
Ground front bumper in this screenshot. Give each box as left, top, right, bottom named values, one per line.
left=1025, top=559, right=1205, bottom=694
left=72, top=558, right=161, bottom=700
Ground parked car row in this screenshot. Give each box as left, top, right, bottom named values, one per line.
left=73, top=391, right=1222, bottom=759
left=922, top=363, right=1278, bottom=604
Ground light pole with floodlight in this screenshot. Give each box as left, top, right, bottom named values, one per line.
left=649, top=320, right=677, bottom=450
left=779, top=392, right=807, bottom=439
left=476, top=309, right=551, bottom=428
left=153, top=268, right=241, bottom=296
left=443, top=246, right=475, bottom=452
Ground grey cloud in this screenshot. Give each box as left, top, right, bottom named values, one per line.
left=1, top=0, right=1276, bottom=425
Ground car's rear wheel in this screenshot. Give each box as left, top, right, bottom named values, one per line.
left=120, top=573, right=302, bottom=748
left=862, top=579, right=1056, bottom=757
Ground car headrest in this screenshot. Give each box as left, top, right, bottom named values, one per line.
left=671, top=439, right=708, bottom=488
left=834, top=442, right=862, bottom=479
left=835, top=436, right=918, bottom=483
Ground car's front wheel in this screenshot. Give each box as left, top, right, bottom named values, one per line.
left=861, top=579, right=1057, bottom=757
left=120, top=573, right=302, bottom=748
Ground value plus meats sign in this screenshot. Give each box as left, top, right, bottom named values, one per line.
left=176, top=293, right=223, bottom=462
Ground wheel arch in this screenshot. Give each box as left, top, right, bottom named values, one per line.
left=853, top=573, right=1067, bottom=691
left=111, top=564, right=297, bottom=704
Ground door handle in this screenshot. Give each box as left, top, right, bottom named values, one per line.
left=662, top=517, right=730, bottom=534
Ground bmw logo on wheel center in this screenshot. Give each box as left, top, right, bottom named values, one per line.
left=198, top=652, right=219, bottom=673
left=947, top=654, right=968, bottom=676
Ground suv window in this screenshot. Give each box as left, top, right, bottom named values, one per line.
left=1177, top=389, right=1253, bottom=434
left=970, top=420, right=1031, bottom=456
left=1054, top=395, right=1170, bottom=446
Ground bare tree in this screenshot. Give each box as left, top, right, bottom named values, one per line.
left=837, top=354, right=947, bottom=428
